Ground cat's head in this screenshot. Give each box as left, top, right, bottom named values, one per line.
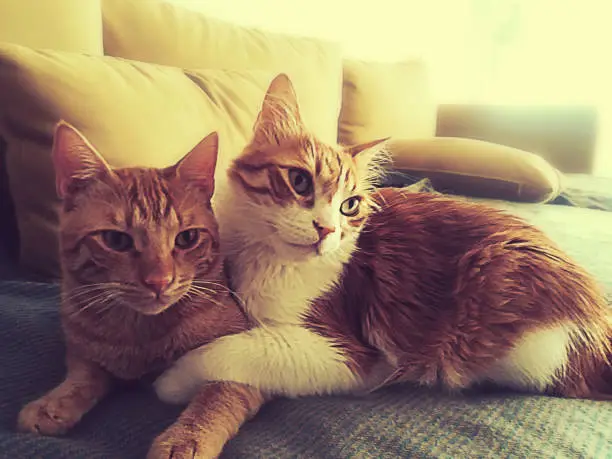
left=226, top=74, right=388, bottom=260
left=52, top=122, right=220, bottom=316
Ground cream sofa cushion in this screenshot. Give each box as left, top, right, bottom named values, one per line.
left=0, top=0, right=103, bottom=54
left=101, top=0, right=342, bottom=144
left=339, top=59, right=437, bottom=146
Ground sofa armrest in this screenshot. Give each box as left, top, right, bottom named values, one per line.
left=436, top=104, right=598, bottom=174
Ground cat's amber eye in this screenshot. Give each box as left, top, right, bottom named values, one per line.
left=288, top=168, right=313, bottom=196
left=101, top=230, right=134, bottom=252
left=340, top=197, right=361, bottom=216
left=175, top=229, right=200, bottom=250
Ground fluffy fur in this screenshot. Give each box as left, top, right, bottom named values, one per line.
left=155, top=74, right=612, bottom=407
left=16, top=123, right=266, bottom=459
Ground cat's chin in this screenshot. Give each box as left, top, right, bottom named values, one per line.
left=285, top=241, right=318, bottom=253
left=128, top=301, right=175, bottom=316
left=282, top=240, right=340, bottom=260
left=127, top=293, right=186, bottom=316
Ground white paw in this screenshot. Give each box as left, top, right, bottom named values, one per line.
left=153, top=367, right=200, bottom=405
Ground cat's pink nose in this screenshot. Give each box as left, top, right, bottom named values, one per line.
left=143, top=274, right=173, bottom=296
left=313, top=221, right=336, bottom=241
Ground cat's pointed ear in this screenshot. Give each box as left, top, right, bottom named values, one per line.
left=174, top=131, right=219, bottom=195
left=252, top=73, right=302, bottom=145
left=52, top=121, right=112, bottom=198
left=348, top=137, right=391, bottom=172
left=348, top=137, right=391, bottom=158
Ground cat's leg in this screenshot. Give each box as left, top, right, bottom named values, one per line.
left=154, top=324, right=361, bottom=404
left=148, top=381, right=266, bottom=459
left=17, top=352, right=112, bottom=435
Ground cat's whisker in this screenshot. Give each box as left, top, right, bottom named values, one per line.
left=67, top=288, right=125, bottom=318
left=66, top=285, right=111, bottom=301
left=178, top=290, right=194, bottom=305
left=187, top=287, right=226, bottom=309
left=191, top=283, right=228, bottom=296
left=190, top=284, right=218, bottom=295
left=86, top=300, right=116, bottom=318
left=191, top=279, right=228, bottom=289
left=69, top=297, right=111, bottom=317
left=93, top=294, right=121, bottom=316
left=65, top=282, right=134, bottom=304
left=191, top=279, right=244, bottom=301
left=68, top=300, right=105, bottom=318
left=67, top=281, right=124, bottom=294
left=71, top=289, right=113, bottom=307
left=189, top=288, right=225, bottom=307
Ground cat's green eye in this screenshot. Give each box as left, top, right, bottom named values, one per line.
left=175, top=229, right=200, bottom=250
left=288, top=168, right=313, bottom=196
left=340, top=197, right=361, bottom=216
left=101, top=230, right=134, bottom=252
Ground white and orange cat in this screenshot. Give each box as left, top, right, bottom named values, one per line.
left=155, top=74, right=612, bottom=405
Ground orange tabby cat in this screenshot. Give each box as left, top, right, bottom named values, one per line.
left=155, top=74, right=612, bottom=406
left=16, top=122, right=265, bottom=459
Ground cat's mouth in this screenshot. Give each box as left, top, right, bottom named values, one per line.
left=130, top=302, right=172, bottom=316
left=125, top=289, right=187, bottom=316
left=286, top=240, right=320, bottom=254
left=128, top=297, right=176, bottom=316
left=287, top=241, right=317, bottom=249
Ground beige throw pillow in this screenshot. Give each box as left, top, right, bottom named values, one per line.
left=388, top=137, right=563, bottom=203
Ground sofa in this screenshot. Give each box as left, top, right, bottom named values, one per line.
left=0, top=1, right=610, bottom=458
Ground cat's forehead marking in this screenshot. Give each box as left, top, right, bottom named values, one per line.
left=311, top=143, right=357, bottom=199
left=109, top=213, right=121, bottom=227
left=342, top=167, right=355, bottom=193
left=119, top=170, right=178, bottom=228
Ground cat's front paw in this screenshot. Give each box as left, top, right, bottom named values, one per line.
left=147, top=423, right=224, bottom=459
left=154, top=365, right=204, bottom=405
left=17, top=395, right=83, bottom=436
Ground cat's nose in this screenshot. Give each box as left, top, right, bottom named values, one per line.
left=143, top=274, right=173, bottom=296
left=313, top=220, right=336, bottom=241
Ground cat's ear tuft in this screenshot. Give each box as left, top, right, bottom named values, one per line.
left=174, top=131, right=219, bottom=196
left=252, top=73, right=302, bottom=145
left=348, top=137, right=391, bottom=158
left=349, top=137, right=390, bottom=166
left=348, top=137, right=391, bottom=184
left=52, top=121, right=112, bottom=198
left=262, top=73, right=301, bottom=121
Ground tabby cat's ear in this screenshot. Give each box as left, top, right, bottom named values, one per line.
left=252, top=73, right=302, bottom=145
left=173, top=131, right=219, bottom=196
left=347, top=137, right=390, bottom=173
left=52, top=121, right=112, bottom=198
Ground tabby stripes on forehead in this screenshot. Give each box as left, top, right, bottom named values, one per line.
left=268, top=168, right=295, bottom=203
left=234, top=174, right=270, bottom=196
left=233, top=165, right=305, bottom=207
left=232, top=136, right=366, bottom=210
left=124, top=172, right=173, bottom=226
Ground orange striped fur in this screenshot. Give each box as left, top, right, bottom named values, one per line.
left=16, top=123, right=265, bottom=459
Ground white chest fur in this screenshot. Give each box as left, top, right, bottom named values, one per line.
left=214, top=184, right=354, bottom=325
left=229, top=247, right=347, bottom=324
